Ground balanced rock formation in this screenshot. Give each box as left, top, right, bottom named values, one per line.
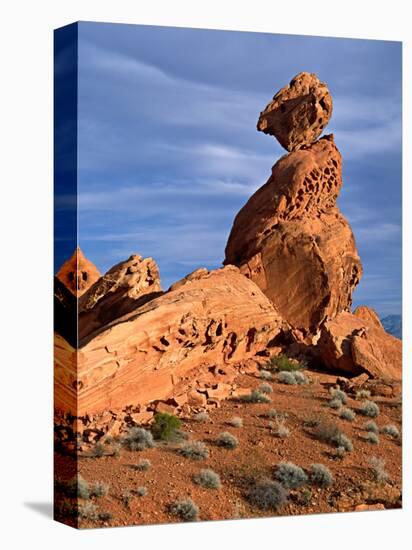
left=317, top=310, right=402, bottom=380
left=55, top=261, right=286, bottom=415
left=257, top=72, right=333, bottom=151
left=225, top=75, right=362, bottom=337
left=79, top=254, right=162, bottom=342
left=56, top=246, right=101, bottom=297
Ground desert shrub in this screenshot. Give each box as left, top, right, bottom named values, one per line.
left=294, top=371, right=308, bottom=385
left=260, top=370, right=272, bottom=380
left=169, top=498, right=199, bottom=522
left=151, top=412, right=181, bottom=441
left=123, top=427, right=154, bottom=451
left=340, top=408, right=356, bottom=421
left=356, top=389, right=371, bottom=400
left=369, top=456, right=390, bottom=483
left=259, top=382, right=273, bottom=394
left=267, top=354, right=302, bottom=372
left=90, top=482, right=109, bottom=498
left=66, top=475, right=90, bottom=499
left=78, top=501, right=98, bottom=520
left=193, top=468, right=221, bottom=489
left=112, top=442, right=122, bottom=458
left=329, top=388, right=348, bottom=404
left=134, top=458, right=151, bottom=471
left=333, top=446, right=346, bottom=459
left=277, top=371, right=307, bottom=385
left=239, top=389, right=271, bottom=404
left=330, top=432, right=353, bottom=452
left=228, top=416, right=243, bottom=428
left=193, top=411, right=210, bottom=423
left=217, top=431, right=239, bottom=449
left=98, top=512, right=113, bottom=521
left=91, top=442, right=105, bottom=458
left=246, top=479, right=287, bottom=511
left=295, top=487, right=313, bottom=506
left=122, top=491, right=133, bottom=508
left=267, top=408, right=278, bottom=419
left=179, top=440, right=209, bottom=460
left=364, top=421, right=379, bottom=434
left=381, top=424, right=400, bottom=439
left=269, top=418, right=290, bottom=439
left=274, top=462, right=308, bottom=489
left=363, top=432, right=380, bottom=445
left=313, top=421, right=341, bottom=444
left=328, top=398, right=343, bottom=410
left=135, top=486, right=148, bottom=497
left=360, top=400, right=380, bottom=418
left=309, top=464, right=334, bottom=487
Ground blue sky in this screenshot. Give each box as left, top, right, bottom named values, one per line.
left=74, top=22, right=402, bottom=317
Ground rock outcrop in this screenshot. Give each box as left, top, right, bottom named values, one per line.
left=317, top=311, right=402, bottom=380
left=55, top=263, right=286, bottom=416
left=56, top=246, right=101, bottom=297
left=257, top=72, right=333, bottom=151
left=79, top=254, right=163, bottom=342
left=353, top=305, right=384, bottom=330
left=225, top=76, right=362, bottom=337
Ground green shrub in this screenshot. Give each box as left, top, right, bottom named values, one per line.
left=193, top=411, right=210, bottom=422
left=239, top=389, right=271, bottom=403
left=66, top=474, right=90, bottom=499
left=340, top=408, right=356, bottom=421
left=259, top=382, right=273, bottom=394
left=123, top=427, right=155, bottom=451
left=179, top=440, right=209, bottom=460
left=274, top=462, right=308, bottom=489
left=169, top=498, right=199, bottom=522
left=381, top=424, right=400, bottom=439
left=217, top=431, right=239, bottom=449
left=193, top=468, right=221, bottom=489
left=247, top=479, right=287, bottom=510
left=134, top=458, right=151, bottom=471
left=309, top=464, right=334, bottom=487
left=333, top=446, right=346, bottom=459
left=259, top=370, right=272, bottom=380
left=228, top=416, right=243, bottom=428
left=313, top=421, right=340, bottom=444
left=364, top=421, right=379, bottom=434
left=360, top=400, right=380, bottom=418
left=151, top=412, right=181, bottom=441
left=363, top=432, right=380, bottom=445
left=267, top=354, right=301, bottom=372
left=369, top=456, right=390, bottom=483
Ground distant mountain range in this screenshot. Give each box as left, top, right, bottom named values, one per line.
left=381, top=315, right=402, bottom=339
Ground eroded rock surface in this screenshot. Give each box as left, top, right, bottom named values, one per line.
left=257, top=72, right=333, bottom=151
left=56, top=247, right=101, bottom=297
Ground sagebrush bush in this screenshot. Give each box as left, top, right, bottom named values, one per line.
left=98, top=511, right=113, bottom=521
left=123, top=427, right=155, bottom=451
left=179, top=440, right=209, bottom=460
left=260, top=370, right=272, bottom=380
left=169, top=498, right=199, bottom=522
left=381, top=424, right=400, bottom=439
left=69, top=475, right=90, bottom=499
left=267, top=408, right=278, bottom=419
left=92, top=442, right=105, bottom=458
left=269, top=418, right=290, bottom=439
left=90, top=482, right=109, bottom=498
left=340, top=408, right=356, bottom=421
left=277, top=371, right=307, bottom=385
left=274, top=462, right=308, bottom=489
left=313, top=421, right=340, bottom=444
left=228, top=416, right=243, bottom=428
left=239, top=389, right=271, bottom=404
left=333, top=446, right=346, bottom=459
left=134, top=458, right=151, bottom=471
left=309, top=464, right=334, bottom=487
left=78, top=501, right=98, bottom=520
left=151, top=412, right=181, bottom=441
left=193, top=411, right=210, bottom=423
left=294, top=371, right=308, bottom=385
left=328, top=398, right=343, bottom=410
left=330, top=432, right=353, bottom=452
left=369, top=456, right=390, bottom=483
left=246, top=479, right=287, bottom=510
left=259, top=382, right=273, bottom=394
left=364, top=421, right=379, bottom=434
left=193, top=468, right=221, bottom=489
left=356, top=389, right=371, bottom=400
left=135, top=486, right=148, bottom=497
left=364, top=432, right=380, bottom=445
left=329, top=388, right=348, bottom=404
left=360, top=400, right=380, bottom=418
left=217, top=431, right=239, bottom=449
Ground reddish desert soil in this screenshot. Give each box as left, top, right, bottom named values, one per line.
left=54, top=368, right=402, bottom=529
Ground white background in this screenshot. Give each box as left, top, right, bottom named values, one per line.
left=0, top=1, right=410, bottom=548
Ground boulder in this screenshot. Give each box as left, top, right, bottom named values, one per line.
left=317, top=311, right=402, bottom=379
left=56, top=246, right=101, bottom=297
left=353, top=305, right=384, bottom=330
left=257, top=72, right=333, bottom=151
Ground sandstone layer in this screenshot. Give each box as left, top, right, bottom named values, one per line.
left=55, top=265, right=285, bottom=416
left=317, top=310, right=402, bottom=380
left=257, top=72, right=333, bottom=151
left=224, top=135, right=362, bottom=336
left=56, top=247, right=101, bottom=297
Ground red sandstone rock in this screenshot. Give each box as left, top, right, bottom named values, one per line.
left=353, top=305, right=384, bottom=330
left=225, top=135, right=362, bottom=335
left=317, top=311, right=402, bottom=379
left=56, top=247, right=101, bottom=297
left=257, top=72, right=333, bottom=151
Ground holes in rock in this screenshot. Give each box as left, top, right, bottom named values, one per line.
left=160, top=336, right=170, bottom=347
left=216, top=322, right=223, bottom=337
left=246, top=327, right=257, bottom=352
